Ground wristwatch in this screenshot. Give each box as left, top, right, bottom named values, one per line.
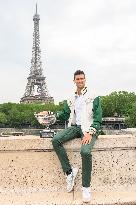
left=87, top=127, right=96, bottom=135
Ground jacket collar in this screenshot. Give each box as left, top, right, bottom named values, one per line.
left=75, top=86, right=87, bottom=96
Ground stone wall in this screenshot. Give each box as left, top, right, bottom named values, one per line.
left=0, top=134, right=136, bottom=194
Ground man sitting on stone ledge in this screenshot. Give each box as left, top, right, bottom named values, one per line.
left=39, top=70, right=102, bottom=203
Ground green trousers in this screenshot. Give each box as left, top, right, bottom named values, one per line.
left=52, top=125, right=98, bottom=187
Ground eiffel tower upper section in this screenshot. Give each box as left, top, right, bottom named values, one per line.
left=20, top=4, right=54, bottom=104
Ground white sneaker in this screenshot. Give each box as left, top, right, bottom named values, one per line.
left=82, top=187, right=91, bottom=202
left=66, top=167, right=78, bottom=192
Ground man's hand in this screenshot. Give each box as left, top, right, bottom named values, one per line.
left=81, top=132, right=92, bottom=145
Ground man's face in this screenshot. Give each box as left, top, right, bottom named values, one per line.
left=74, top=74, right=86, bottom=89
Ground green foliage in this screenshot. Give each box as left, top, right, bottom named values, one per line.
left=0, top=91, right=136, bottom=128
left=125, top=102, right=136, bottom=127
left=101, top=91, right=136, bottom=117
left=0, top=112, right=7, bottom=124
left=0, top=102, right=63, bottom=128
left=101, top=91, right=136, bottom=128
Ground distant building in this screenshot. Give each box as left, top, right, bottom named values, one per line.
left=102, top=117, right=127, bottom=130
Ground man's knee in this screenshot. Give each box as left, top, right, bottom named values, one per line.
left=80, top=146, right=92, bottom=158
left=52, top=134, right=61, bottom=147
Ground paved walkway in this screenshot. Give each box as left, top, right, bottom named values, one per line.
left=0, top=191, right=136, bottom=205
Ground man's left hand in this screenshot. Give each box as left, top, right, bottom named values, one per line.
left=81, top=132, right=92, bottom=145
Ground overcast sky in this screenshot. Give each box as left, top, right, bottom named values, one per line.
left=0, top=0, right=136, bottom=104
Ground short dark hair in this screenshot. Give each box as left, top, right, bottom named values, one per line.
left=74, top=70, right=85, bottom=79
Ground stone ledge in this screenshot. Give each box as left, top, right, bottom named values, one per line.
left=0, top=134, right=136, bottom=203
left=0, top=134, right=136, bottom=151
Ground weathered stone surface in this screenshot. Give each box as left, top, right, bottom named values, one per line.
left=0, top=134, right=135, bottom=151
left=0, top=191, right=136, bottom=205
left=0, top=134, right=136, bottom=204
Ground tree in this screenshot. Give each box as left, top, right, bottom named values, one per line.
left=0, top=102, right=64, bottom=128
left=0, top=112, right=7, bottom=125
left=125, top=102, right=136, bottom=127
left=101, top=91, right=136, bottom=117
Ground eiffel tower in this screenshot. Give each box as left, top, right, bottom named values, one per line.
left=20, top=4, right=54, bottom=104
